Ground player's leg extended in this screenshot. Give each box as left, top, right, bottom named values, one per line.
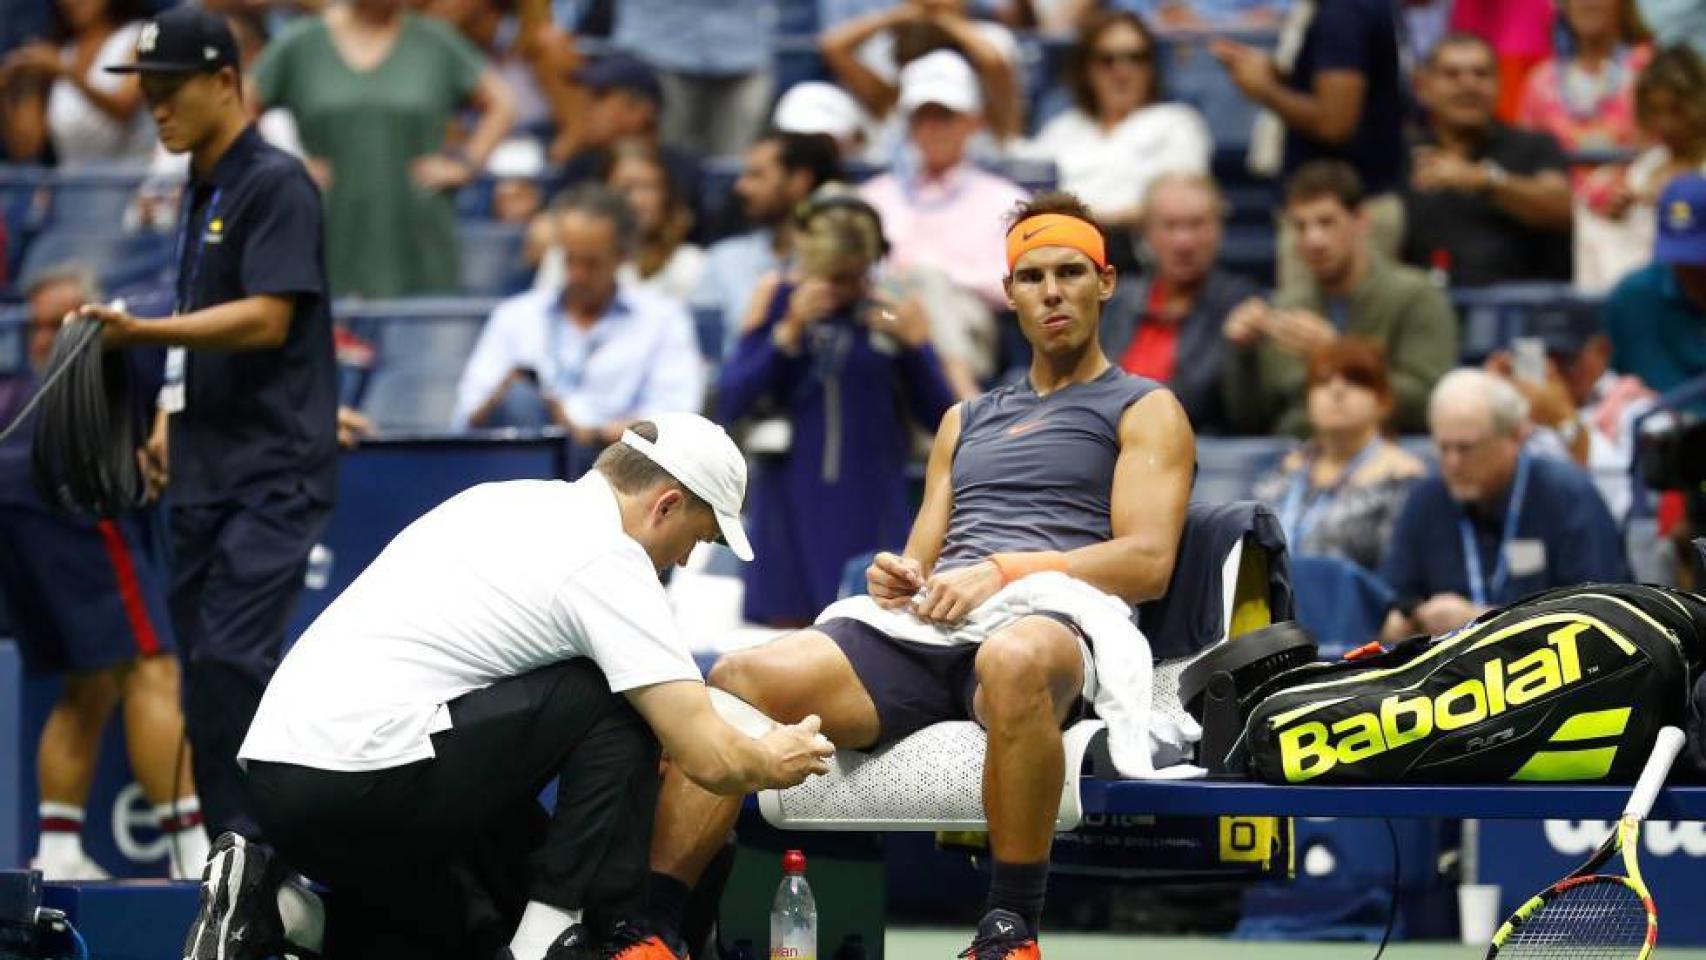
left=648, top=628, right=881, bottom=940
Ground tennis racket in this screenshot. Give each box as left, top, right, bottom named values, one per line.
left=1485, top=726, right=1688, bottom=960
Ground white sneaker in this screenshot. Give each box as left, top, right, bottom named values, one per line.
left=30, top=854, right=111, bottom=882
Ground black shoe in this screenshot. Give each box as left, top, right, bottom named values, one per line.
left=492, top=923, right=597, bottom=960
left=180, top=832, right=285, bottom=960
left=957, top=909, right=1041, bottom=960
left=543, top=923, right=599, bottom=960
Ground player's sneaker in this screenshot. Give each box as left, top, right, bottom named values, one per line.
left=957, top=909, right=1041, bottom=960
left=29, top=854, right=110, bottom=882
left=181, top=832, right=284, bottom=960
left=599, top=920, right=684, bottom=960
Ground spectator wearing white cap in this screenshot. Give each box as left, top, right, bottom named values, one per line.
left=237, top=413, right=835, bottom=960
left=772, top=80, right=872, bottom=159
left=821, top=0, right=1024, bottom=146
left=859, top=50, right=1030, bottom=308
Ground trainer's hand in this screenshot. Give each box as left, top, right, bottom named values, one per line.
left=912, top=559, right=1003, bottom=626
left=867, top=551, right=924, bottom=609
left=756, top=714, right=835, bottom=789
left=78, top=303, right=146, bottom=348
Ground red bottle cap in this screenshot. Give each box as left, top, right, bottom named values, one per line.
left=782, top=849, right=807, bottom=875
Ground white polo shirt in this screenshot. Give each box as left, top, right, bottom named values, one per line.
left=239, top=472, right=702, bottom=773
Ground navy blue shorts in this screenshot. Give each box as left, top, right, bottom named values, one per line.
left=0, top=502, right=176, bottom=673
left=817, top=613, right=1090, bottom=749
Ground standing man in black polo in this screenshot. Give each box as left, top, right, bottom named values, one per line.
left=84, top=5, right=337, bottom=855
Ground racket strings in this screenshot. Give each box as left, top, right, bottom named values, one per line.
left=1500, top=881, right=1651, bottom=959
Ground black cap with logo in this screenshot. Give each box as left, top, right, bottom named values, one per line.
left=106, top=6, right=239, bottom=75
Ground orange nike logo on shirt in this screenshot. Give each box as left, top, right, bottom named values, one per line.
left=1006, top=418, right=1049, bottom=437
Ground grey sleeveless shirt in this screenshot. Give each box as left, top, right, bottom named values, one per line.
left=935, top=367, right=1160, bottom=572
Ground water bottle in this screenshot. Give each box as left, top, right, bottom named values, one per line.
left=304, top=543, right=334, bottom=590
left=769, top=849, right=816, bottom=960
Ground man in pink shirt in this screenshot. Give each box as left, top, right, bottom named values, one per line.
left=859, top=50, right=1029, bottom=309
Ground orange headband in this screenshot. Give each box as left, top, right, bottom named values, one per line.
left=1005, top=214, right=1107, bottom=272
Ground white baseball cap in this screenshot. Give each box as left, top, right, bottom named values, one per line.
left=619, top=413, right=754, bottom=561
left=773, top=81, right=868, bottom=140
left=896, top=50, right=982, bottom=117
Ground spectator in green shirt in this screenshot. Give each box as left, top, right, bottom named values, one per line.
left=255, top=0, right=515, bottom=429
left=1224, top=160, right=1458, bottom=436
left=254, top=0, right=515, bottom=298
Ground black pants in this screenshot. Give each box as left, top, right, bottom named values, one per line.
left=246, top=659, right=661, bottom=960
left=171, top=489, right=331, bottom=837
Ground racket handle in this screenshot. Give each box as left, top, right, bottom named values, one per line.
left=1624, top=726, right=1687, bottom=821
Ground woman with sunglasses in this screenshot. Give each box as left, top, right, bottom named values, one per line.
left=1021, top=9, right=1210, bottom=271
left=1251, top=336, right=1425, bottom=571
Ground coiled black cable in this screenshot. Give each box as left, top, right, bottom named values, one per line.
left=0, top=315, right=146, bottom=517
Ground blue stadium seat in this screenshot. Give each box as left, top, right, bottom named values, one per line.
left=1289, top=554, right=1395, bottom=656
left=337, top=297, right=501, bottom=432
left=692, top=305, right=726, bottom=362
left=1193, top=437, right=1291, bottom=505
left=775, top=34, right=832, bottom=95
left=1225, top=182, right=1279, bottom=227
left=0, top=303, right=26, bottom=374
left=1451, top=283, right=1602, bottom=361
left=456, top=220, right=530, bottom=297
left=1219, top=223, right=1279, bottom=286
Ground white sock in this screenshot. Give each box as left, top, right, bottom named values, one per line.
left=36, top=803, right=87, bottom=865
left=508, top=901, right=582, bottom=960
left=277, top=876, right=326, bottom=952
left=153, top=797, right=211, bottom=880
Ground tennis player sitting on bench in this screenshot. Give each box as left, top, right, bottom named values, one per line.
left=644, top=193, right=1196, bottom=960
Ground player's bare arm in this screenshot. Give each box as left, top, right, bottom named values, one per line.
left=1060, top=387, right=1195, bottom=604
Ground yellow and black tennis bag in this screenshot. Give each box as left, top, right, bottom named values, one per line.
left=1242, top=584, right=1706, bottom=785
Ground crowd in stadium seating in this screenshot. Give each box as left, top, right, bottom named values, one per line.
left=4, top=0, right=1706, bottom=617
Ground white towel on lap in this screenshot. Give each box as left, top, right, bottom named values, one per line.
left=817, top=571, right=1204, bottom=779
